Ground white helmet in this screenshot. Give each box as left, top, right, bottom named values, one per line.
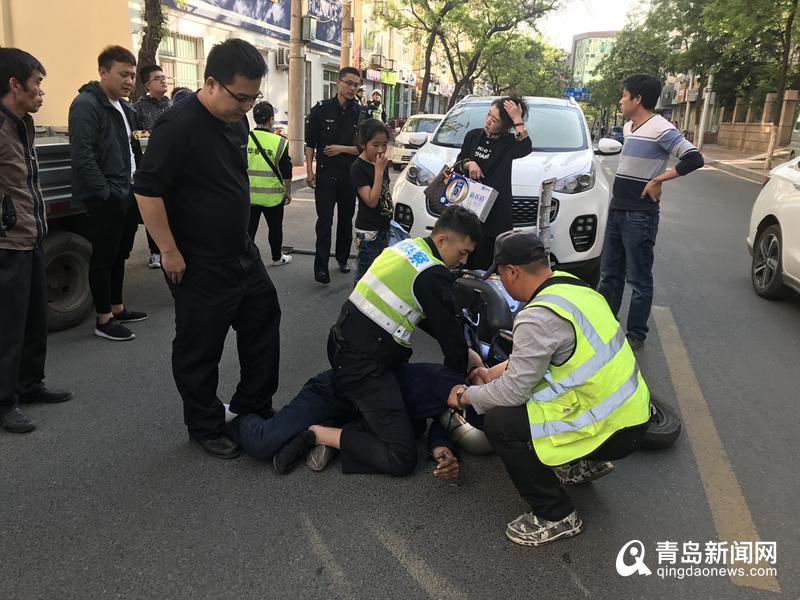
left=439, top=409, right=493, bottom=455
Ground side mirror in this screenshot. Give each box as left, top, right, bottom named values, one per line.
left=595, top=138, right=623, bottom=155
left=408, top=132, right=428, bottom=146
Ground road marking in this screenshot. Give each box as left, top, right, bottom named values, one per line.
left=702, top=165, right=763, bottom=185
left=652, top=306, right=781, bottom=593
left=301, top=514, right=357, bottom=598
left=370, top=524, right=466, bottom=600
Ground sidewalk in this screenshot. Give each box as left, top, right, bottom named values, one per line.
left=701, top=143, right=781, bottom=184
left=291, top=165, right=307, bottom=182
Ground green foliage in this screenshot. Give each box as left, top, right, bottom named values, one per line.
left=482, top=32, right=569, bottom=97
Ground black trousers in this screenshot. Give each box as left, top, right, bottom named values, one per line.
left=225, top=362, right=462, bottom=462
left=467, top=235, right=497, bottom=271
left=248, top=203, right=285, bottom=262
left=145, top=230, right=159, bottom=255
left=84, top=196, right=139, bottom=314
left=483, top=404, right=649, bottom=521
left=314, top=170, right=356, bottom=272
left=167, top=243, right=281, bottom=440
left=327, top=329, right=463, bottom=476
left=0, top=246, right=48, bottom=413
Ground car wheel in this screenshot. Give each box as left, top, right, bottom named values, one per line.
left=751, top=224, right=789, bottom=299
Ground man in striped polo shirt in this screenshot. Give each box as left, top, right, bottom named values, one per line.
left=598, top=74, right=704, bottom=350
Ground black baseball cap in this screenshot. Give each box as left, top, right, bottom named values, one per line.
left=484, top=230, right=547, bottom=278
left=253, top=101, right=274, bottom=124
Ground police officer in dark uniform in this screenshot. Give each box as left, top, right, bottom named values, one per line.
left=304, top=66, right=368, bottom=284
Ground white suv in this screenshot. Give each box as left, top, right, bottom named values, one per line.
left=392, top=96, right=619, bottom=285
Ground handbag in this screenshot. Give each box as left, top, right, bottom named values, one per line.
left=423, top=165, right=451, bottom=209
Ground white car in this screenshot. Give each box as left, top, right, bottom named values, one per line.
left=390, top=114, right=444, bottom=170
left=392, top=96, right=621, bottom=285
left=747, top=157, right=800, bottom=297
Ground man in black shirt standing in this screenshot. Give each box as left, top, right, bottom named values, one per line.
left=305, top=66, right=368, bottom=284
left=134, top=39, right=280, bottom=459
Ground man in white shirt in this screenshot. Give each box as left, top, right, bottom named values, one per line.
left=68, top=46, right=148, bottom=342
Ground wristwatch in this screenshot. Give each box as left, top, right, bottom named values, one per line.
left=455, top=384, right=468, bottom=409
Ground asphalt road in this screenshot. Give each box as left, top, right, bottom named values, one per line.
left=1, top=159, right=797, bottom=600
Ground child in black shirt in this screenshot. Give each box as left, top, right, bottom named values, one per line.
left=350, top=119, right=394, bottom=284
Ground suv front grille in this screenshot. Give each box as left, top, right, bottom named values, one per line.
left=425, top=195, right=561, bottom=225
left=512, top=196, right=559, bottom=227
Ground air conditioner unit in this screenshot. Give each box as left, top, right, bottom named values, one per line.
left=276, top=47, right=290, bottom=70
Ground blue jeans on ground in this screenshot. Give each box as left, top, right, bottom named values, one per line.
left=224, top=362, right=463, bottom=463
left=353, top=229, right=389, bottom=286
left=597, top=209, right=659, bottom=340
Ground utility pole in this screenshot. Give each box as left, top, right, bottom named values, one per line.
left=288, top=0, right=305, bottom=165
left=696, top=73, right=714, bottom=151
left=340, top=0, right=353, bottom=68
left=682, top=71, right=693, bottom=134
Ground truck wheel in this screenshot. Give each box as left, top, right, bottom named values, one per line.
left=44, top=230, right=93, bottom=331
left=640, top=395, right=682, bottom=450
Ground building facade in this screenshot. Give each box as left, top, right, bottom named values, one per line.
left=570, top=31, right=617, bottom=87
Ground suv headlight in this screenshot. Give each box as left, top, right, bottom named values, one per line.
left=554, top=165, right=595, bottom=194
left=405, top=161, right=437, bottom=187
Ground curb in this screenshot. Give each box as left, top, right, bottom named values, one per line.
left=706, top=160, right=768, bottom=184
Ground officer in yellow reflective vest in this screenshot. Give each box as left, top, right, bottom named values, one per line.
left=247, top=101, right=293, bottom=266
left=366, top=90, right=387, bottom=123
left=271, top=206, right=485, bottom=476
left=448, top=230, right=652, bottom=547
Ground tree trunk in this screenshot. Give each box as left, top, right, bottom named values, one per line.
left=418, top=30, right=436, bottom=113
left=774, top=0, right=799, bottom=123
left=131, top=0, right=167, bottom=102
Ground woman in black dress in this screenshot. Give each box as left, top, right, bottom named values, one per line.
left=456, top=97, right=532, bottom=269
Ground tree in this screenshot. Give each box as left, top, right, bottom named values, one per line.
left=381, top=0, right=460, bottom=112
left=436, top=0, right=558, bottom=108
left=482, top=32, right=569, bottom=97
left=131, top=0, right=168, bottom=102
left=702, top=0, right=800, bottom=120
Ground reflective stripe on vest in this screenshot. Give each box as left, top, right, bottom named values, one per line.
left=348, top=238, right=443, bottom=347
left=530, top=293, right=627, bottom=403
left=524, top=272, right=650, bottom=466
left=248, top=131, right=287, bottom=207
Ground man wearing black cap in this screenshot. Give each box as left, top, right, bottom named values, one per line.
left=447, top=230, right=651, bottom=547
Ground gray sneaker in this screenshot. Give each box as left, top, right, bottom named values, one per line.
left=554, top=460, right=615, bottom=486
left=506, top=510, right=583, bottom=547
left=306, top=444, right=338, bottom=472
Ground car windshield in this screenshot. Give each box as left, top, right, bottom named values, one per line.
left=403, top=118, right=441, bottom=133
left=612, top=126, right=623, bottom=134
left=431, top=102, right=587, bottom=152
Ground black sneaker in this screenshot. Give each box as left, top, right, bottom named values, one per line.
left=626, top=334, right=644, bottom=351
left=273, top=430, right=316, bottom=474
left=338, top=261, right=351, bottom=273
left=113, top=308, right=149, bottom=323
left=94, top=317, right=135, bottom=341
left=17, top=383, right=72, bottom=404
left=0, top=408, right=37, bottom=433
left=193, top=434, right=240, bottom=459
left=314, top=270, right=330, bottom=284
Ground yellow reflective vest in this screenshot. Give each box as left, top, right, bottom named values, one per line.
left=525, top=272, right=651, bottom=466
left=348, top=237, right=445, bottom=347
left=247, top=129, right=287, bottom=207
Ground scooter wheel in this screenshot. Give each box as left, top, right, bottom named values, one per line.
left=640, top=395, right=682, bottom=450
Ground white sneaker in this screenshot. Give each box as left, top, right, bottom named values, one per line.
left=271, top=254, right=293, bottom=266
left=147, top=253, right=161, bottom=269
